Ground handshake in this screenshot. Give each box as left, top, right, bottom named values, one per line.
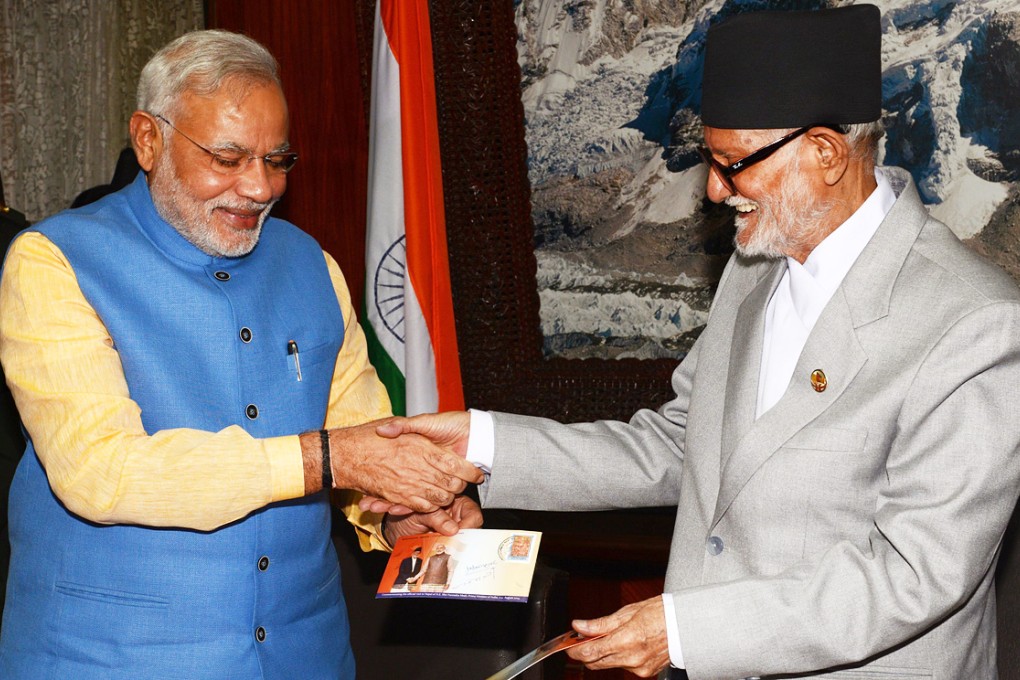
left=302, top=411, right=480, bottom=539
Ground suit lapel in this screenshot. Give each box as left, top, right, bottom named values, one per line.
left=714, top=289, right=867, bottom=525
left=720, top=260, right=786, bottom=467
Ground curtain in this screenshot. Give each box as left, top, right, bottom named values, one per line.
left=0, top=0, right=203, bottom=222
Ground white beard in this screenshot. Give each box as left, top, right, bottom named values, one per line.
left=729, top=158, right=834, bottom=260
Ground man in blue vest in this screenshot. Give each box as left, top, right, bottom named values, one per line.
left=0, top=30, right=482, bottom=679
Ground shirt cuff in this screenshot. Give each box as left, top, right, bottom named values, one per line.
left=662, top=592, right=686, bottom=669
left=266, top=434, right=306, bottom=502
left=466, top=408, right=495, bottom=474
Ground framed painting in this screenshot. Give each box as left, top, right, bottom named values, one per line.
left=429, top=1, right=678, bottom=423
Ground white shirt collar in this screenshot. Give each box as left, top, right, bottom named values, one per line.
left=756, top=168, right=897, bottom=418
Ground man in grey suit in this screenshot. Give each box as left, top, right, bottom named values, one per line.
left=376, top=5, right=1020, bottom=679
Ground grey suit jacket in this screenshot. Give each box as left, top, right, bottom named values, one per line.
left=481, top=168, right=1020, bottom=680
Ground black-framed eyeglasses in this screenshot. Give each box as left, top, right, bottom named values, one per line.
left=698, top=124, right=843, bottom=194
left=154, top=114, right=298, bottom=175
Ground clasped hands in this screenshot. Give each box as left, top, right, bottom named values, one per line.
left=314, top=412, right=479, bottom=539
left=347, top=412, right=671, bottom=677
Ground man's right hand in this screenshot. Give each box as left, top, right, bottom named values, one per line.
left=375, top=411, right=471, bottom=455
left=300, top=417, right=482, bottom=513
left=358, top=411, right=474, bottom=514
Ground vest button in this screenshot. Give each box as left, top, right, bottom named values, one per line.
left=258, top=555, right=270, bottom=571
left=239, top=327, right=252, bottom=343
left=255, top=626, right=266, bottom=643
left=707, top=536, right=724, bottom=556
left=245, top=404, right=259, bottom=420
left=214, top=271, right=230, bottom=281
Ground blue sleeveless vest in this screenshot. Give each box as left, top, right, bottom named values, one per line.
left=0, top=174, right=355, bottom=679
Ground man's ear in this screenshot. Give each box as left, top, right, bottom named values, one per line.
left=129, top=111, right=162, bottom=173
left=806, top=126, right=850, bottom=186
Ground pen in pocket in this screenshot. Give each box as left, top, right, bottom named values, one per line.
left=287, top=340, right=303, bottom=382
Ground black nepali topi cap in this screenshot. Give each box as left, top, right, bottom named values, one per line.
left=701, top=4, right=882, bottom=129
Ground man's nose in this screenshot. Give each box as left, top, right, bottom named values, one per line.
left=235, top=158, right=278, bottom=203
left=704, top=166, right=734, bottom=204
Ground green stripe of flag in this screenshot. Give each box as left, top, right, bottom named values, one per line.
left=362, top=304, right=407, bottom=416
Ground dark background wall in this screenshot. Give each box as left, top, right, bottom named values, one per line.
left=208, top=0, right=374, bottom=309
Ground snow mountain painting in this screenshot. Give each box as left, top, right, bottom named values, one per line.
left=517, top=0, right=1020, bottom=359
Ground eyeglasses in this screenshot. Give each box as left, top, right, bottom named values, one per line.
left=698, top=124, right=843, bottom=194
left=154, top=114, right=298, bottom=175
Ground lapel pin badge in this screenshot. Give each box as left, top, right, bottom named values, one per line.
left=810, top=369, right=827, bottom=393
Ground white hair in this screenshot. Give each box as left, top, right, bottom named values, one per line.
left=842, top=119, right=884, bottom=161
left=137, top=29, right=281, bottom=117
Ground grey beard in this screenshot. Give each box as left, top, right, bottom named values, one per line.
left=149, top=151, right=272, bottom=258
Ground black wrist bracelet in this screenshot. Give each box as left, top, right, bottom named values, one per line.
left=319, top=429, right=332, bottom=491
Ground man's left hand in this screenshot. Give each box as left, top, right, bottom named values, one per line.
left=568, top=596, right=671, bottom=678
left=383, top=495, right=483, bottom=544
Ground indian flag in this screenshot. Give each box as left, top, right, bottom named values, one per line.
left=364, top=0, right=464, bottom=416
